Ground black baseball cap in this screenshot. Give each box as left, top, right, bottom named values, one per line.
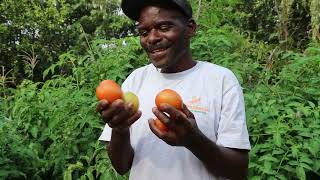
left=121, top=0, right=193, bottom=21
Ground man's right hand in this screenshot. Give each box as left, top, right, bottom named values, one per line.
left=96, top=99, right=142, bottom=132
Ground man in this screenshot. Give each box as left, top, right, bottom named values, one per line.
left=97, top=0, right=251, bottom=179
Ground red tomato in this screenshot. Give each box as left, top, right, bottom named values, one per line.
left=155, top=89, right=183, bottom=110
left=96, top=80, right=123, bottom=102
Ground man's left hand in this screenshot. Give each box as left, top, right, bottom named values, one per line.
left=148, top=103, right=199, bottom=146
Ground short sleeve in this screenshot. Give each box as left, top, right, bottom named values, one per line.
left=99, top=124, right=112, bottom=142
left=216, top=84, right=251, bottom=150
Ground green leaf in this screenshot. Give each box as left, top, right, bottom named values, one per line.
left=274, top=133, right=282, bottom=147
left=306, top=140, right=320, bottom=157
left=262, top=161, right=273, bottom=174
left=0, top=170, right=26, bottom=178
left=100, top=173, right=114, bottom=180
left=259, top=154, right=280, bottom=163
left=288, top=160, right=299, bottom=166
left=299, top=132, right=313, bottom=138
left=63, top=170, right=72, bottom=180
left=276, top=174, right=288, bottom=180
left=86, top=168, right=95, bottom=180
left=250, top=176, right=262, bottom=180
left=296, top=166, right=306, bottom=180
left=283, top=165, right=296, bottom=173
left=315, top=160, right=320, bottom=171
left=291, top=145, right=300, bottom=158
left=300, top=156, right=314, bottom=165
left=299, top=163, right=312, bottom=171
left=30, top=126, right=38, bottom=138
left=272, top=149, right=284, bottom=155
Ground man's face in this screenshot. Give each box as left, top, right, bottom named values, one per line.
left=137, top=6, right=190, bottom=71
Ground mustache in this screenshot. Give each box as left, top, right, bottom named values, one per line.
left=145, top=44, right=170, bottom=52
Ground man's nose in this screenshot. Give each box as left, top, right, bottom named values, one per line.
left=147, top=29, right=161, bottom=45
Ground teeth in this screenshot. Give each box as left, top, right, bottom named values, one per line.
left=152, top=48, right=166, bottom=53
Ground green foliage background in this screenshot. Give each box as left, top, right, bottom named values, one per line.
left=1, top=0, right=319, bottom=179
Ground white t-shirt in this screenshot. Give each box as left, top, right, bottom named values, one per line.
left=99, top=61, right=251, bottom=180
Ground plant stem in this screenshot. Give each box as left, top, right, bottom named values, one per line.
left=276, top=150, right=289, bottom=173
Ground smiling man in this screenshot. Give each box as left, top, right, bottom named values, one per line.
left=137, top=3, right=194, bottom=73
left=97, top=0, right=251, bottom=179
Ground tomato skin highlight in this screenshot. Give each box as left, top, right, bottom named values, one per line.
left=154, top=118, right=169, bottom=132
left=155, top=89, right=183, bottom=110
left=96, top=80, right=123, bottom=102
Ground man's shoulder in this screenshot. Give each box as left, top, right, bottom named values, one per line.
left=198, top=61, right=236, bottom=78
left=123, top=64, right=154, bottom=87
left=129, top=64, right=154, bottom=77
left=122, top=64, right=154, bottom=91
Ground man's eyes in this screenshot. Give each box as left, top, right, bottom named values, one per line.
left=138, top=24, right=172, bottom=36
left=158, top=24, right=171, bottom=31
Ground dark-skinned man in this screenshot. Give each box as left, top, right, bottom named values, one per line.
left=96, top=0, right=251, bottom=179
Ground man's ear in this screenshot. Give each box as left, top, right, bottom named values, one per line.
left=186, top=19, right=197, bottom=38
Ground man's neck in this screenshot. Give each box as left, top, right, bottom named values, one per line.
left=160, top=51, right=196, bottom=73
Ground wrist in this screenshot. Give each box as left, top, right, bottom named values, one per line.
left=112, top=127, right=130, bottom=134
left=185, top=128, right=202, bottom=149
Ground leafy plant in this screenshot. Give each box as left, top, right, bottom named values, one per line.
left=246, top=45, right=320, bottom=179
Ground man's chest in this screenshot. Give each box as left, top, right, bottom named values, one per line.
left=132, top=77, right=223, bottom=144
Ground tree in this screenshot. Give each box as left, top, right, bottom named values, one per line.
left=0, top=0, right=134, bottom=85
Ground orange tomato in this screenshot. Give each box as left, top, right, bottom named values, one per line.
left=155, top=89, right=183, bottom=110
left=154, top=118, right=168, bottom=132
left=96, top=80, right=123, bottom=102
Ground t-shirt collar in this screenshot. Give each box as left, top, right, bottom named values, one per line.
left=154, top=61, right=200, bottom=80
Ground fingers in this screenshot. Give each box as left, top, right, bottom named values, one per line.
left=96, top=99, right=109, bottom=113
left=148, top=118, right=172, bottom=140
left=148, top=118, right=166, bottom=137
left=109, top=108, right=141, bottom=128
left=100, top=99, right=124, bottom=123
left=108, top=103, right=133, bottom=127
left=148, top=118, right=178, bottom=146
left=98, top=99, right=141, bottom=129
left=181, top=103, right=195, bottom=119
left=152, top=106, right=172, bottom=127
left=152, top=107, right=181, bottom=132
left=156, top=104, right=188, bottom=125
left=127, top=110, right=142, bottom=126
left=153, top=103, right=196, bottom=134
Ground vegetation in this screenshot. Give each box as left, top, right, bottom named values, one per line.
left=1, top=0, right=319, bottom=179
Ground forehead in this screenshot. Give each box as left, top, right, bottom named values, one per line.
left=138, top=5, right=183, bottom=25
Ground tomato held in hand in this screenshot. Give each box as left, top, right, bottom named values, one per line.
left=123, top=92, right=139, bottom=112
left=154, top=118, right=168, bottom=132
left=96, top=80, right=123, bottom=102
left=155, top=89, right=183, bottom=110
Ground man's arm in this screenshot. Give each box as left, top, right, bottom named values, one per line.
left=149, top=104, right=249, bottom=179
left=108, top=128, right=134, bottom=175
left=186, top=129, right=249, bottom=179
left=97, top=99, right=141, bottom=175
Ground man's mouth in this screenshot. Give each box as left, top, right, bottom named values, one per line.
left=150, top=47, right=168, bottom=54
left=148, top=47, right=169, bottom=60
